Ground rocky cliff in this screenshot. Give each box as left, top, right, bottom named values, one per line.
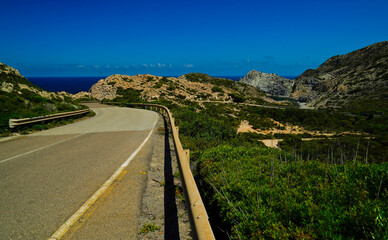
left=239, top=70, right=293, bottom=97
left=291, top=41, right=388, bottom=112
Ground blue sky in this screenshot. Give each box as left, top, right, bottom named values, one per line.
left=1, top=0, right=387, bottom=77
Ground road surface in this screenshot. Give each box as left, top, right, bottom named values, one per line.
left=0, top=103, right=158, bottom=239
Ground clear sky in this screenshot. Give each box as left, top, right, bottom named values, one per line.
left=1, top=0, right=387, bottom=77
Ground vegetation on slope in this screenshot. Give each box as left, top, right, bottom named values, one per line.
left=199, top=145, right=386, bottom=239
left=0, top=63, right=87, bottom=135
left=168, top=102, right=387, bottom=239
left=94, top=69, right=388, bottom=238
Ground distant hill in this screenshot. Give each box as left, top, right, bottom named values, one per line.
left=0, top=62, right=87, bottom=133
left=291, top=41, right=388, bottom=112
left=88, top=72, right=282, bottom=106
left=239, top=41, right=388, bottom=112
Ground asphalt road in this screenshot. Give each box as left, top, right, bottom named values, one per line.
left=0, top=104, right=158, bottom=239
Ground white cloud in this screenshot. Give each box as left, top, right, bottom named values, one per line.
left=184, top=64, right=194, bottom=68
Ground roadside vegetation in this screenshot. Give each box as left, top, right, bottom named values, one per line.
left=64, top=70, right=387, bottom=239
left=0, top=71, right=90, bottom=136
left=162, top=100, right=388, bottom=239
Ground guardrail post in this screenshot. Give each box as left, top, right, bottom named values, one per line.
left=9, top=119, right=15, bottom=128
left=184, top=149, right=190, bottom=163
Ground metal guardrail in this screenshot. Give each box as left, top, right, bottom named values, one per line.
left=9, top=109, right=90, bottom=128
left=107, top=102, right=215, bottom=240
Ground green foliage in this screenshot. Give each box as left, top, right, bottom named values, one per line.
left=153, top=82, right=163, bottom=88
left=112, top=87, right=142, bottom=103
left=146, top=76, right=155, bottom=82
left=211, top=86, right=224, bottom=93
left=279, top=135, right=388, bottom=164
left=241, top=106, right=364, bottom=133
left=174, top=107, right=236, bottom=150
left=230, top=92, right=246, bottom=103
left=199, top=145, right=388, bottom=239
left=138, top=223, right=161, bottom=234
left=0, top=72, right=88, bottom=134
left=152, top=77, right=170, bottom=89
left=168, top=100, right=388, bottom=239
left=184, top=73, right=238, bottom=89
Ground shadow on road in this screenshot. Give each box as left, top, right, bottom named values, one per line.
left=163, top=117, right=180, bottom=240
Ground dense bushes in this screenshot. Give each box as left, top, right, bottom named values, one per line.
left=199, top=145, right=387, bottom=239
left=170, top=103, right=388, bottom=239
left=240, top=106, right=363, bottom=133
left=174, top=107, right=236, bottom=150
left=279, top=135, right=388, bottom=164
left=230, top=93, right=246, bottom=103
left=112, top=87, right=142, bottom=103
left=0, top=79, right=84, bottom=134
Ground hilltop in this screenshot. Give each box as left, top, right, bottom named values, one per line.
left=291, top=41, right=388, bottom=112
left=88, top=72, right=285, bottom=106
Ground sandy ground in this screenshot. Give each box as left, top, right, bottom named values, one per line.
left=237, top=119, right=336, bottom=136
left=237, top=119, right=362, bottom=149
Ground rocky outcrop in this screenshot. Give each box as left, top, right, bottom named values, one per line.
left=89, top=78, right=117, bottom=100
left=0, top=63, right=21, bottom=77
left=291, top=41, right=388, bottom=111
left=88, top=73, right=257, bottom=103
left=239, top=70, right=293, bottom=97
left=0, top=62, right=89, bottom=101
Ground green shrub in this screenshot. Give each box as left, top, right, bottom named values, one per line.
left=174, top=107, right=236, bottom=150
left=112, top=87, right=142, bottom=103
left=230, top=93, right=245, bottom=103
left=211, top=86, right=223, bottom=93
left=199, top=145, right=388, bottom=239
left=138, top=223, right=161, bottom=234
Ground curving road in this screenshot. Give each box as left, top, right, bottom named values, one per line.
left=0, top=103, right=158, bottom=239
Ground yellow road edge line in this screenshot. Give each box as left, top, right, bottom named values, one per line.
left=62, top=170, right=128, bottom=240
left=48, top=129, right=154, bottom=240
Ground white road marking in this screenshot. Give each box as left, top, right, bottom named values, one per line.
left=0, top=134, right=84, bottom=164
left=48, top=128, right=155, bottom=240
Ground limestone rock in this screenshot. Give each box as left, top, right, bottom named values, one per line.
left=239, top=70, right=293, bottom=97
left=1, top=81, right=13, bottom=93
left=0, top=63, right=21, bottom=76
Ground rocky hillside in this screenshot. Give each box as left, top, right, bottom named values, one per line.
left=291, top=41, right=388, bottom=112
left=89, top=73, right=272, bottom=105
left=0, top=63, right=87, bottom=132
left=239, top=70, right=293, bottom=96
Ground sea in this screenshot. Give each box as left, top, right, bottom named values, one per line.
left=28, top=75, right=297, bottom=94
